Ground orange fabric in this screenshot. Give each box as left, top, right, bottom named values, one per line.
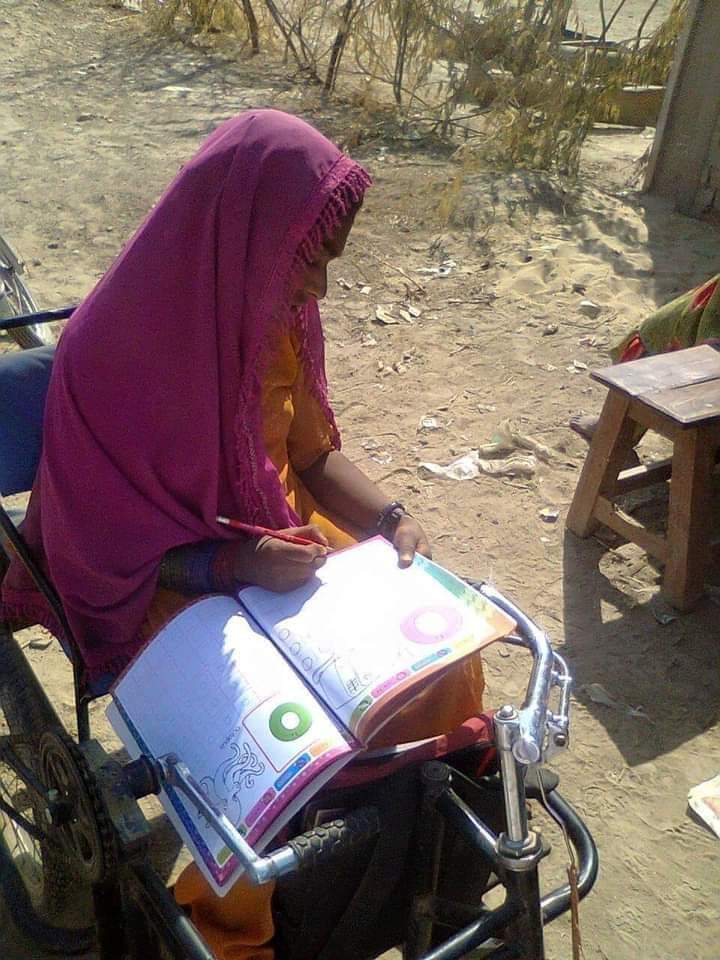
left=171, top=328, right=485, bottom=958
left=260, top=328, right=358, bottom=550
left=175, top=867, right=275, bottom=960
left=369, top=650, right=485, bottom=749
left=139, top=587, right=192, bottom=642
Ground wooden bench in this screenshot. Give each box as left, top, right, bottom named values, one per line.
left=566, top=345, right=720, bottom=610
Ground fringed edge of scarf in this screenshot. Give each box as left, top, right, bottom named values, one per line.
left=292, top=163, right=372, bottom=447
left=233, top=158, right=372, bottom=526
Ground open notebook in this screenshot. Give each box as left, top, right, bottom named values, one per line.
left=107, top=536, right=514, bottom=895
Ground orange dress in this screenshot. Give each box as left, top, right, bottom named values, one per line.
left=171, top=329, right=485, bottom=959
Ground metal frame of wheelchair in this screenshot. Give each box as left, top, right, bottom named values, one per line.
left=0, top=307, right=598, bottom=960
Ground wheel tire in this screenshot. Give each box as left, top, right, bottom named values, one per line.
left=0, top=623, right=95, bottom=954
left=0, top=235, right=55, bottom=349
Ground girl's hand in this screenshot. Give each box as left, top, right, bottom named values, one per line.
left=234, top=525, right=329, bottom=592
left=392, top=516, right=432, bottom=569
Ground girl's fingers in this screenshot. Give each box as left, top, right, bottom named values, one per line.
left=288, top=524, right=329, bottom=547
left=393, top=518, right=433, bottom=568
left=394, top=526, right=417, bottom=569
left=415, top=537, right=432, bottom=560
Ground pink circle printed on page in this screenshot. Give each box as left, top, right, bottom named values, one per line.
left=400, top=605, right=463, bottom=644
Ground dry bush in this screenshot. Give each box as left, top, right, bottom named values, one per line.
left=141, top=0, right=688, bottom=177
left=619, top=0, right=688, bottom=86
left=427, top=0, right=687, bottom=176
left=144, top=0, right=267, bottom=52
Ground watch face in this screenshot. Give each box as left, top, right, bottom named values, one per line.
left=378, top=503, right=405, bottom=536
left=385, top=507, right=405, bottom=533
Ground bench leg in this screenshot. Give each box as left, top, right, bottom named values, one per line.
left=663, top=428, right=716, bottom=611
left=566, top=392, right=636, bottom=538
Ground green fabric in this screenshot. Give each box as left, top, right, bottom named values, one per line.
left=611, top=274, right=720, bottom=361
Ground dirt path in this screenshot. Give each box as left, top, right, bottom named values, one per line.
left=2, top=2, right=720, bottom=958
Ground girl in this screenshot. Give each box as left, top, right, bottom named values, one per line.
left=3, top=110, right=485, bottom=958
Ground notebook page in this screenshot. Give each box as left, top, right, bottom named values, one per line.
left=107, top=595, right=355, bottom=896
left=240, top=537, right=514, bottom=743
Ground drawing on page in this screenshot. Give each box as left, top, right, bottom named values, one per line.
left=198, top=740, right=266, bottom=826
left=277, top=626, right=378, bottom=710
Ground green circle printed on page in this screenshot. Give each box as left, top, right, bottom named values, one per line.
left=269, top=702, right=313, bottom=742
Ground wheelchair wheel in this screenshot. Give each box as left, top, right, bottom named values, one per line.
left=0, top=624, right=95, bottom=954
left=0, top=234, right=55, bottom=349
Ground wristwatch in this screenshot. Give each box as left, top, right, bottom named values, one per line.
left=376, top=501, right=407, bottom=539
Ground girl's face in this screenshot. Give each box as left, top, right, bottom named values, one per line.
left=292, top=205, right=359, bottom=307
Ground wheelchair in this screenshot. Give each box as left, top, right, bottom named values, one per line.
left=0, top=300, right=597, bottom=960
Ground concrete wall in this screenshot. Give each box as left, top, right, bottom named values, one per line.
left=644, top=0, right=720, bottom=217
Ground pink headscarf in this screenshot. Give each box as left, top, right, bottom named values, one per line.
left=2, top=110, right=371, bottom=682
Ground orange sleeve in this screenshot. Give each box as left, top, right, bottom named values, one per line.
left=286, top=336, right=336, bottom=473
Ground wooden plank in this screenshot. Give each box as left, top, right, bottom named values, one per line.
left=663, top=426, right=717, bottom=610
left=591, top=346, right=720, bottom=398
left=642, top=378, right=720, bottom=426
left=627, top=398, right=680, bottom=441
left=594, top=496, right=668, bottom=562
left=615, top=458, right=673, bottom=495
left=566, top=392, right=635, bottom=538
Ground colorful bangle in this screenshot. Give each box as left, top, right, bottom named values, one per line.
left=210, top=541, right=240, bottom=593
left=158, top=541, right=220, bottom=595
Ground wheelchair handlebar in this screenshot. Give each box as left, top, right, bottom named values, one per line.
left=473, top=582, right=572, bottom=765
left=147, top=586, right=574, bottom=885
left=152, top=756, right=597, bottom=957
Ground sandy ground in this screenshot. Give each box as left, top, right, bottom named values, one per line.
left=2, top=1, right=720, bottom=958
left=561, top=0, right=673, bottom=41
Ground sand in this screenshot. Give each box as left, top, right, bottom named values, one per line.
left=1, top=1, right=719, bottom=958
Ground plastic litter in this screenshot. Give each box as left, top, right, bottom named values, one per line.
left=578, top=299, right=602, bottom=319
left=478, top=419, right=554, bottom=463
left=336, top=277, right=353, bottom=290
left=418, top=452, right=537, bottom=481
left=417, top=260, right=456, bottom=278
left=418, top=419, right=554, bottom=481
left=581, top=682, right=617, bottom=708
left=579, top=683, right=649, bottom=719
left=419, top=416, right=441, bottom=431
left=651, top=598, right=678, bottom=625
left=539, top=507, right=559, bottom=523
left=374, top=306, right=399, bottom=325
left=688, top=775, right=720, bottom=839
left=567, top=360, right=589, bottom=374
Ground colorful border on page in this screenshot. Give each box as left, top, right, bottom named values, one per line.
left=112, top=700, right=348, bottom=888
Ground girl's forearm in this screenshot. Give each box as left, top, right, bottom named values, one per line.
left=298, top=450, right=390, bottom=533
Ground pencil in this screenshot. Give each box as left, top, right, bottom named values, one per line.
left=216, top=516, right=320, bottom=547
